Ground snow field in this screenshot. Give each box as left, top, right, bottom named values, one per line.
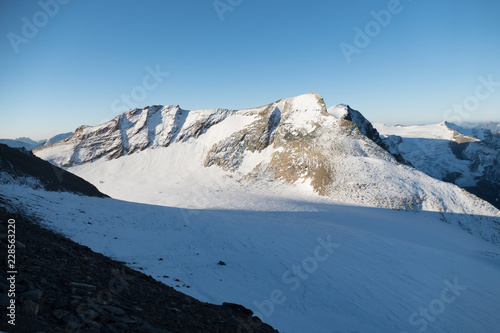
left=3, top=182, right=500, bottom=333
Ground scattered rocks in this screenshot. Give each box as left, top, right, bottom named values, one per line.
left=69, top=282, right=97, bottom=291
left=52, top=309, right=68, bottom=320
left=20, top=300, right=39, bottom=317
left=18, top=289, right=43, bottom=302
left=102, top=305, right=126, bottom=316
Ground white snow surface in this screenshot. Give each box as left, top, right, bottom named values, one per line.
left=2, top=180, right=500, bottom=333
left=374, top=123, right=454, bottom=140
left=327, top=104, right=349, bottom=119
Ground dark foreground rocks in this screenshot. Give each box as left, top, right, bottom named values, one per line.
left=0, top=143, right=107, bottom=198
left=0, top=205, right=278, bottom=333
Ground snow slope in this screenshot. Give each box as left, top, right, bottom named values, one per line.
left=375, top=121, right=500, bottom=209
left=2, top=180, right=500, bottom=333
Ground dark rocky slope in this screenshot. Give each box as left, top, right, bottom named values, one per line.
left=0, top=144, right=107, bottom=198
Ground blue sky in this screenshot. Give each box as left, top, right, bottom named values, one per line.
left=1, top=0, right=499, bottom=140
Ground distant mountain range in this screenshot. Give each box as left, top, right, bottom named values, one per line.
left=0, top=132, right=73, bottom=150
left=458, top=121, right=500, bottom=135
left=375, top=121, right=500, bottom=209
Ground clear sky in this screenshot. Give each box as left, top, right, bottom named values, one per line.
left=1, top=0, right=499, bottom=140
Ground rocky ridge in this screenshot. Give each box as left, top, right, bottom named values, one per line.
left=0, top=144, right=106, bottom=198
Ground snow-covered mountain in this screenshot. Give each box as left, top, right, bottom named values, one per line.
left=34, top=93, right=499, bottom=244
left=43, top=132, right=74, bottom=146
left=375, top=121, right=500, bottom=209
left=459, top=121, right=500, bottom=135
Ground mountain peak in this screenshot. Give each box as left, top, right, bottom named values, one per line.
left=327, top=104, right=350, bottom=119
left=328, top=104, right=388, bottom=150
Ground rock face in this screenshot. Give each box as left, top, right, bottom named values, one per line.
left=34, top=105, right=235, bottom=167
left=328, top=104, right=387, bottom=149
left=447, top=125, right=500, bottom=209
left=203, top=94, right=394, bottom=198
left=327, top=104, right=412, bottom=165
